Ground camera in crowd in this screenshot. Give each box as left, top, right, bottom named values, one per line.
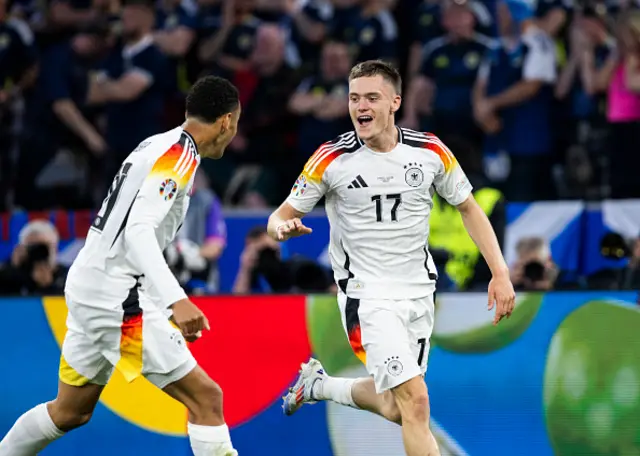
left=242, top=226, right=333, bottom=293
left=600, top=231, right=632, bottom=260
left=511, top=236, right=559, bottom=290
left=22, top=242, right=50, bottom=272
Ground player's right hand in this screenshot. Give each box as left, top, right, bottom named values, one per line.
left=171, top=298, right=210, bottom=339
left=276, top=218, right=312, bottom=241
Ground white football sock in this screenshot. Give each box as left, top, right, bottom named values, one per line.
left=0, top=403, right=64, bottom=456
left=313, top=376, right=359, bottom=408
left=188, top=422, right=238, bottom=456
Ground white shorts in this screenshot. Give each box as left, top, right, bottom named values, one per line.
left=59, top=290, right=196, bottom=390
left=337, top=291, right=435, bottom=393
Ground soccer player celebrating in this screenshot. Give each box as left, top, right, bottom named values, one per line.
left=269, top=60, right=515, bottom=456
left=0, top=77, right=241, bottom=456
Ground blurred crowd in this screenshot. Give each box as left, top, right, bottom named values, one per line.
left=1, top=0, right=640, bottom=211
left=2, top=0, right=640, bottom=296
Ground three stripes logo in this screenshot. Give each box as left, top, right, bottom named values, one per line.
left=347, top=175, right=368, bottom=189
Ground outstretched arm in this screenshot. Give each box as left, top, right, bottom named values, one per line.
left=456, top=195, right=515, bottom=324
left=267, top=202, right=312, bottom=241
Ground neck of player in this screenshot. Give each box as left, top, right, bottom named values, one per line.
left=364, top=123, right=399, bottom=153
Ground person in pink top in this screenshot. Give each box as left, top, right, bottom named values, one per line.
left=596, top=12, right=640, bottom=198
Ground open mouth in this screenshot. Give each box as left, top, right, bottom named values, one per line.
left=357, top=115, right=373, bottom=127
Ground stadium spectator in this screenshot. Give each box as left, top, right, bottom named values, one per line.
left=289, top=0, right=334, bottom=73
left=0, top=0, right=37, bottom=211
left=331, top=0, right=398, bottom=64
left=535, top=0, right=570, bottom=39
left=221, top=23, right=300, bottom=207
left=600, top=12, right=640, bottom=198
left=153, top=0, right=197, bottom=93
left=406, top=0, right=492, bottom=76
left=198, top=0, right=261, bottom=79
left=620, top=232, right=640, bottom=289
left=0, top=220, right=68, bottom=295
left=233, top=225, right=334, bottom=293
left=510, top=236, right=559, bottom=291
left=289, top=38, right=351, bottom=162
left=402, top=0, right=491, bottom=149
left=17, top=24, right=109, bottom=210
left=473, top=0, right=556, bottom=201
left=554, top=6, right=613, bottom=198
left=86, top=0, right=170, bottom=182
left=176, top=169, right=227, bottom=293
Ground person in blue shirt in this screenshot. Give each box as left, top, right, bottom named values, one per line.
left=86, top=0, right=170, bottom=182
left=407, top=0, right=493, bottom=76
left=17, top=24, right=109, bottom=209
left=473, top=0, right=557, bottom=201
left=153, top=0, right=197, bottom=90
left=290, top=0, right=334, bottom=73
left=289, top=39, right=352, bottom=166
left=402, top=0, right=493, bottom=150
left=198, top=0, right=261, bottom=79
left=331, top=0, right=398, bottom=64
left=0, top=3, right=38, bottom=210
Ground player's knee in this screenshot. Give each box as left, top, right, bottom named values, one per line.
left=48, top=401, right=93, bottom=432
left=392, top=379, right=430, bottom=424
left=189, top=379, right=224, bottom=421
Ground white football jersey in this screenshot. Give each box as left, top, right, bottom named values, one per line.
left=286, top=127, right=473, bottom=300
left=65, top=126, right=199, bottom=309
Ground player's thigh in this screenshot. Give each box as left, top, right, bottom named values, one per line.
left=54, top=314, right=111, bottom=421
left=139, top=304, right=198, bottom=390
left=59, top=308, right=114, bottom=389
left=348, top=298, right=424, bottom=394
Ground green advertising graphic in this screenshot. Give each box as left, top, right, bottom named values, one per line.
left=544, top=301, right=640, bottom=455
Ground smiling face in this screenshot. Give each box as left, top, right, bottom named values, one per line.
left=348, top=74, right=401, bottom=141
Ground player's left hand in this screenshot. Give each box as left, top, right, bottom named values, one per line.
left=276, top=218, right=312, bottom=241
left=488, top=274, right=516, bottom=325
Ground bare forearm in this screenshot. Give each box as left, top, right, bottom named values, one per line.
left=460, top=203, right=509, bottom=277
left=198, top=27, right=231, bottom=63
left=489, top=81, right=541, bottom=111
left=53, top=100, right=101, bottom=143
left=555, top=57, right=578, bottom=99
left=232, top=268, right=252, bottom=293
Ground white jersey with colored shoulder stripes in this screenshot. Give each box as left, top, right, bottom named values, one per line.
left=286, top=127, right=473, bottom=300
left=65, top=126, right=200, bottom=309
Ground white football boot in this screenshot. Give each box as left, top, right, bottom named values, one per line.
left=282, top=358, right=327, bottom=416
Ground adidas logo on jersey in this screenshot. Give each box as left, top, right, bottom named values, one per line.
left=347, top=175, right=368, bottom=189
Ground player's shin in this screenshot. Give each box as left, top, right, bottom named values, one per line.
left=187, top=422, right=238, bottom=456
left=0, top=403, right=64, bottom=456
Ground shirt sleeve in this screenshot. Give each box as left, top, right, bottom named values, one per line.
left=522, top=31, right=556, bottom=83
left=124, top=142, right=198, bottom=308
left=285, top=142, right=338, bottom=213
left=428, top=133, right=473, bottom=206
